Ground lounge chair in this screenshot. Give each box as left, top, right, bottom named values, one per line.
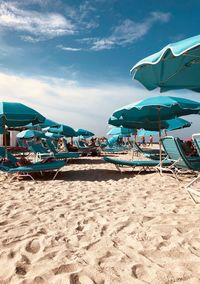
left=0, top=147, right=65, bottom=180
left=103, top=156, right=172, bottom=173
left=192, top=133, right=200, bottom=156
left=161, top=136, right=200, bottom=203
left=44, top=139, right=81, bottom=159
left=132, top=141, right=162, bottom=156
left=28, top=142, right=53, bottom=160
left=74, top=139, right=100, bottom=156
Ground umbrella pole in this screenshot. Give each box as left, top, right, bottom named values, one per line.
left=158, top=107, right=162, bottom=174
left=3, top=117, right=7, bottom=159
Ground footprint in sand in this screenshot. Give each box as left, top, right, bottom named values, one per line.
left=131, top=264, right=149, bottom=281
left=32, top=276, right=45, bottom=283
left=0, top=220, right=8, bottom=226
left=25, top=239, right=40, bottom=254
left=16, top=265, right=27, bottom=275
left=53, top=263, right=81, bottom=275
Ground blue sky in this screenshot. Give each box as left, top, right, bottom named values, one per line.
left=0, top=0, right=200, bottom=136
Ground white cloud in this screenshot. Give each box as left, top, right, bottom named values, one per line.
left=0, top=2, right=75, bottom=41
left=90, top=12, right=171, bottom=50
left=57, top=45, right=82, bottom=52
left=0, top=71, right=148, bottom=135
left=0, top=71, right=199, bottom=138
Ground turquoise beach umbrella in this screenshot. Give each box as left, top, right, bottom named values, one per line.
left=109, top=116, right=191, bottom=132
left=48, top=124, right=76, bottom=137
left=107, top=127, right=136, bottom=136
left=0, top=102, right=45, bottom=156
left=76, top=128, right=94, bottom=138
left=109, top=96, right=198, bottom=171
left=45, top=132, right=64, bottom=139
left=0, top=102, right=45, bottom=127
left=17, top=130, right=45, bottom=139
left=131, top=34, right=200, bottom=92
left=112, top=96, right=200, bottom=122
left=26, top=118, right=59, bottom=129
left=138, top=130, right=160, bottom=137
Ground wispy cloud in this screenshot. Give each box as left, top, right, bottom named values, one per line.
left=0, top=71, right=199, bottom=137
left=57, top=45, right=82, bottom=52
left=65, top=1, right=99, bottom=32
left=0, top=2, right=75, bottom=41
left=0, top=71, right=148, bottom=134
left=88, top=11, right=171, bottom=51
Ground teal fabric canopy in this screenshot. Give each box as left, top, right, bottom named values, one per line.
left=47, top=124, right=76, bottom=137
left=112, top=96, right=200, bottom=122
left=107, top=127, right=136, bottom=136
left=17, top=130, right=45, bottom=139
left=76, top=128, right=94, bottom=138
left=131, top=34, right=200, bottom=92
left=138, top=130, right=160, bottom=137
left=0, top=102, right=45, bottom=127
left=26, top=118, right=59, bottom=129
left=108, top=116, right=191, bottom=132
left=45, top=132, right=64, bottom=139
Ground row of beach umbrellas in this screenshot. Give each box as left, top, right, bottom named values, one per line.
left=0, top=102, right=94, bottom=156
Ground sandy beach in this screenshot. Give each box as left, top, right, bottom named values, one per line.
left=0, top=152, right=199, bottom=284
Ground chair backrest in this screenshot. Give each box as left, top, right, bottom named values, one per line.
left=107, top=136, right=119, bottom=148
left=161, top=136, right=192, bottom=169
left=0, top=147, right=18, bottom=164
left=75, top=140, right=86, bottom=149
left=45, top=139, right=56, bottom=153
left=28, top=142, right=48, bottom=154
left=17, top=139, right=25, bottom=147
left=52, top=140, right=58, bottom=149
left=132, top=141, right=143, bottom=153
left=62, top=138, right=69, bottom=152
left=192, top=133, right=200, bottom=156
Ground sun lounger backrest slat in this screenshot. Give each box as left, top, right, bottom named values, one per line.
left=161, top=137, right=189, bottom=169
left=28, top=142, right=48, bottom=154
left=45, top=139, right=56, bottom=153
left=0, top=147, right=18, bottom=164
left=193, top=135, right=200, bottom=156
left=132, top=142, right=143, bottom=153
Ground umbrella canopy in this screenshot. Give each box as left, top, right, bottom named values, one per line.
left=0, top=102, right=45, bottom=127
left=48, top=124, right=76, bottom=137
left=107, top=127, right=136, bottom=136
left=137, top=118, right=191, bottom=136
left=131, top=34, right=200, bottom=92
left=112, top=96, right=200, bottom=122
left=26, top=118, right=59, bottom=129
left=138, top=130, right=160, bottom=137
left=109, top=116, right=191, bottom=132
left=76, top=128, right=94, bottom=138
left=45, top=132, right=64, bottom=139
left=17, top=130, right=45, bottom=139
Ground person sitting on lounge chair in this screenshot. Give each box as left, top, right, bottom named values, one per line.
left=182, top=139, right=197, bottom=157
left=66, top=142, right=78, bottom=152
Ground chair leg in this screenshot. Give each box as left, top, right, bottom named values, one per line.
left=10, top=172, right=35, bottom=181
left=185, top=174, right=200, bottom=204
left=52, top=168, right=61, bottom=180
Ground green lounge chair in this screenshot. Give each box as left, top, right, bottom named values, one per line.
left=192, top=133, right=200, bottom=156
left=28, top=142, right=53, bottom=160
left=161, top=136, right=200, bottom=203
left=132, top=141, right=163, bottom=156
left=103, top=156, right=172, bottom=173
left=74, top=140, right=100, bottom=156
left=45, top=139, right=81, bottom=159
left=0, top=147, right=65, bottom=180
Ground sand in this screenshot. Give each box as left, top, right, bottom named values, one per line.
left=0, top=152, right=200, bottom=284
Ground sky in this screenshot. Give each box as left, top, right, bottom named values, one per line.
left=0, top=0, right=200, bottom=137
